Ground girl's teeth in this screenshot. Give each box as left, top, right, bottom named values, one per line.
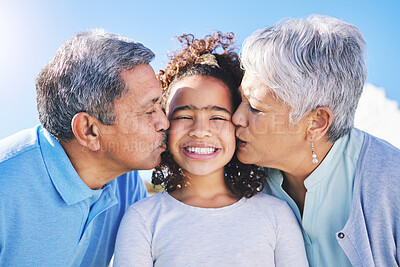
left=186, top=147, right=216, bottom=154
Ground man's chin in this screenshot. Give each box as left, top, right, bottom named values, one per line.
left=137, top=155, right=162, bottom=171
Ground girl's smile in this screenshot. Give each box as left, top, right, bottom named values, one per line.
left=181, top=142, right=221, bottom=160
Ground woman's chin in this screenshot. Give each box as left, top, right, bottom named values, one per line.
left=236, top=151, right=253, bottom=165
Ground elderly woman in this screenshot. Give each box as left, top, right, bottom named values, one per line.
left=233, top=14, right=400, bottom=267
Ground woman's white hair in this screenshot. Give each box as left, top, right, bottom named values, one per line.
left=241, top=14, right=367, bottom=142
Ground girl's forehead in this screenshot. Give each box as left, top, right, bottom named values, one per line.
left=167, top=76, right=232, bottom=114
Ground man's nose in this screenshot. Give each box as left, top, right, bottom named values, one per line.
left=156, top=108, right=169, bottom=131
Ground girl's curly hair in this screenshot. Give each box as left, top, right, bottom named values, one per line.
left=152, top=31, right=266, bottom=198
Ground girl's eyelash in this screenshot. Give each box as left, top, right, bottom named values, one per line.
left=173, top=116, right=192, bottom=120
left=210, top=117, right=228, bottom=121
left=172, top=116, right=228, bottom=121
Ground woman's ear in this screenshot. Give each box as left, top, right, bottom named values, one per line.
left=71, top=112, right=101, bottom=151
left=306, top=107, right=333, bottom=142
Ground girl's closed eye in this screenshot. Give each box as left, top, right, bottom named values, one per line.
left=172, top=115, right=192, bottom=120
left=210, top=116, right=229, bottom=121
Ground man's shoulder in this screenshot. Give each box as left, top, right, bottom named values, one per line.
left=0, top=126, right=41, bottom=164
left=114, top=171, right=146, bottom=195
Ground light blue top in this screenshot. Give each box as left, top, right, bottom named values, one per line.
left=264, top=128, right=364, bottom=267
left=0, top=125, right=147, bottom=267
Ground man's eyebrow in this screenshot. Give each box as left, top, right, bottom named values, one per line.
left=141, top=96, right=160, bottom=108
left=151, top=97, right=160, bottom=104
left=171, top=105, right=231, bottom=115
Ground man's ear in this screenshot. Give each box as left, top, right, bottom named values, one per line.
left=306, top=107, right=333, bottom=142
left=71, top=112, right=101, bottom=151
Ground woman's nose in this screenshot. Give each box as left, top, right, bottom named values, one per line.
left=232, top=102, right=248, bottom=128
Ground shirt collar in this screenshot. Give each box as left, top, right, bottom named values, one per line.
left=267, top=132, right=351, bottom=190
left=303, top=133, right=350, bottom=190
left=38, top=126, right=99, bottom=205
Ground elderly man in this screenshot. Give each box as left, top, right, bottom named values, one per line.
left=233, top=15, right=400, bottom=266
left=0, top=29, right=169, bottom=266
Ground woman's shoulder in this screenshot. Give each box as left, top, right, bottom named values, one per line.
left=358, top=131, right=400, bottom=184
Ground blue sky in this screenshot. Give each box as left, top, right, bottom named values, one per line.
left=1, top=0, right=399, bottom=139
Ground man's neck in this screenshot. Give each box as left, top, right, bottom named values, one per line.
left=61, top=139, right=123, bottom=190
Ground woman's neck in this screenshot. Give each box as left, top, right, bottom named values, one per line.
left=169, top=168, right=240, bottom=208
left=281, top=139, right=334, bottom=216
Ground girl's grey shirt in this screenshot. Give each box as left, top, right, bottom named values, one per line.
left=114, top=191, right=308, bottom=267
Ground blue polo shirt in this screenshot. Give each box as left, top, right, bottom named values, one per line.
left=0, top=125, right=147, bottom=266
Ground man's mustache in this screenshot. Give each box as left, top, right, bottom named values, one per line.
left=160, top=130, right=168, bottom=146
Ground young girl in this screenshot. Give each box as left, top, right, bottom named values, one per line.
left=114, top=32, right=308, bottom=266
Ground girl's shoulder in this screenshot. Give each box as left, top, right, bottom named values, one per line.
left=135, top=189, right=172, bottom=205
left=125, top=191, right=170, bottom=217
left=249, top=192, right=288, bottom=206
left=246, top=193, right=294, bottom=217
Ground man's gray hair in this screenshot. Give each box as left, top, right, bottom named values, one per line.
left=241, top=15, right=367, bottom=142
left=36, top=29, right=155, bottom=142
